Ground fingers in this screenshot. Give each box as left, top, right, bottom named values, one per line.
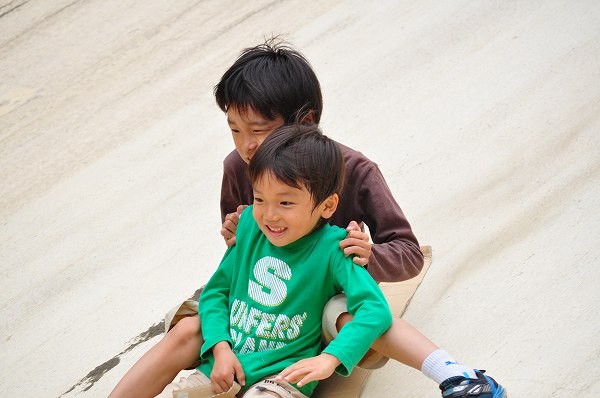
left=211, top=373, right=232, bottom=394
left=346, top=220, right=361, bottom=232
left=293, top=369, right=320, bottom=387
left=224, top=214, right=240, bottom=231
left=276, top=360, right=304, bottom=382
left=276, top=364, right=292, bottom=381
left=351, top=253, right=369, bottom=266
left=277, top=365, right=309, bottom=386
left=221, top=212, right=241, bottom=246
left=220, top=225, right=237, bottom=247
left=233, top=361, right=246, bottom=387
left=225, top=236, right=236, bottom=247
left=277, top=358, right=334, bottom=387
left=280, top=369, right=315, bottom=387
left=221, top=206, right=248, bottom=245
left=220, top=226, right=235, bottom=245
left=339, top=237, right=372, bottom=266
left=342, top=227, right=369, bottom=243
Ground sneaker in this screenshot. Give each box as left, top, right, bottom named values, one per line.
left=440, top=370, right=507, bottom=397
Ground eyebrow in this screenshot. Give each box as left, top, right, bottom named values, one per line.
left=227, top=118, right=275, bottom=127
left=253, top=187, right=299, bottom=197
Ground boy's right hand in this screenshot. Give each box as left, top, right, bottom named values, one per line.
left=221, top=205, right=248, bottom=247
left=211, top=341, right=246, bottom=393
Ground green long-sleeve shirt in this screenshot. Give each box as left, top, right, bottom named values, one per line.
left=198, top=207, right=392, bottom=396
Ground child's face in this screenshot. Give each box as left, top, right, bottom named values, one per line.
left=227, top=107, right=284, bottom=164
left=252, top=173, right=337, bottom=247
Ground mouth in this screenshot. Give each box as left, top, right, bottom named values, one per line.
left=266, top=225, right=287, bottom=236
left=237, top=150, right=253, bottom=164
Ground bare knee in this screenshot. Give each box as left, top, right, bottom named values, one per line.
left=165, top=316, right=200, bottom=348
left=336, top=312, right=354, bottom=332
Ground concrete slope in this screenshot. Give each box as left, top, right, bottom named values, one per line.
left=1, top=0, right=599, bottom=396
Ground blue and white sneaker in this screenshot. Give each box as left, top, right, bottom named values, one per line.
left=440, top=370, right=507, bottom=397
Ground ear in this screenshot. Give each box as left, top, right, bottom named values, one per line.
left=300, top=109, right=316, bottom=124
left=319, top=193, right=339, bottom=219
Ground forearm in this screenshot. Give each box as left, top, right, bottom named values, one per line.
left=199, top=250, right=235, bottom=357
left=199, top=291, right=232, bottom=357
left=324, top=300, right=392, bottom=375
left=368, top=239, right=424, bottom=282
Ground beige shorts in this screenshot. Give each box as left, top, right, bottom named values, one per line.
left=157, top=371, right=308, bottom=398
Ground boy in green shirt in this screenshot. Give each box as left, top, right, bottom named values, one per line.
left=163, top=124, right=392, bottom=397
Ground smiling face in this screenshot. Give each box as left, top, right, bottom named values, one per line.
left=227, top=107, right=284, bottom=164
left=252, top=173, right=338, bottom=247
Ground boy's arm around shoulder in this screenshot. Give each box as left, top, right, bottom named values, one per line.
left=322, top=247, right=393, bottom=376
left=198, top=244, right=236, bottom=359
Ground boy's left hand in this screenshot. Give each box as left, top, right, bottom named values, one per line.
left=340, top=220, right=372, bottom=266
left=276, top=353, right=340, bottom=387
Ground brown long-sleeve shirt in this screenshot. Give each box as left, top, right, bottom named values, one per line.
left=220, top=142, right=424, bottom=282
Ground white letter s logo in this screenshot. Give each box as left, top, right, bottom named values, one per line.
left=248, top=256, right=291, bottom=306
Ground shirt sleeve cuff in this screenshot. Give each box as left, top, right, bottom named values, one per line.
left=200, top=335, right=232, bottom=359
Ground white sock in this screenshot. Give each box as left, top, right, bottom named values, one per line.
left=421, top=349, right=477, bottom=385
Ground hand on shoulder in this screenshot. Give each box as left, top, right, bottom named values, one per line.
left=339, top=220, right=372, bottom=266
left=220, top=205, right=249, bottom=246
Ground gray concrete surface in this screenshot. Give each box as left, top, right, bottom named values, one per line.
left=1, top=0, right=599, bottom=396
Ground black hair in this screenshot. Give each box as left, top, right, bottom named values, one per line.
left=248, top=124, right=344, bottom=213
left=214, top=38, right=323, bottom=124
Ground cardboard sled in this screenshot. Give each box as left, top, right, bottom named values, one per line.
left=173, top=382, right=241, bottom=398
left=173, top=246, right=432, bottom=398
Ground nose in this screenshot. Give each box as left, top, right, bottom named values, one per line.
left=245, top=136, right=258, bottom=152
left=264, top=205, right=279, bottom=221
